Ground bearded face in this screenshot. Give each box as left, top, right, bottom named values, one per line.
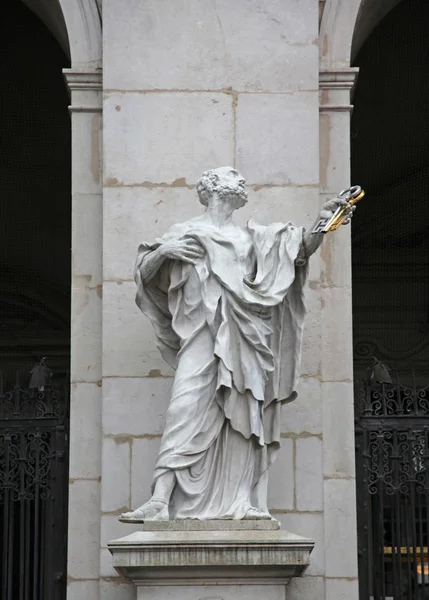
left=197, top=166, right=248, bottom=209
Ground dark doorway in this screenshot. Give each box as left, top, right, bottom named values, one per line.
left=352, top=1, right=429, bottom=598
left=0, top=1, right=71, bottom=599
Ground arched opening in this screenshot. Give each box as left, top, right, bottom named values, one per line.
left=351, top=1, right=429, bottom=597
left=0, top=0, right=71, bottom=597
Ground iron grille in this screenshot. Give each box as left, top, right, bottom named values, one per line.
left=0, top=379, right=69, bottom=600
left=356, top=368, right=429, bottom=600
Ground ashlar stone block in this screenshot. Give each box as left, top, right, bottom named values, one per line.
left=300, top=284, right=322, bottom=377
left=99, top=580, right=136, bottom=600
left=69, top=382, right=102, bottom=479
left=101, top=437, right=131, bottom=513
left=267, top=438, right=294, bottom=511
left=131, top=438, right=162, bottom=509
left=104, top=92, right=234, bottom=186
left=103, top=282, right=175, bottom=377
left=280, top=377, right=322, bottom=436
left=103, top=0, right=318, bottom=92
left=321, top=286, right=353, bottom=382
left=324, top=479, right=359, bottom=578
left=71, top=277, right=101, bottom=383
left=236, top=92, right=319, bottom=185
left=67, top=480, right=101, bottom=579
left=72, top=112, right=102, bottom=195
left=102, top=378, right=171, bottom=436
left=322, top=381, right=356, bottom=479
left=287, top=576, right=325, bottom=600
left=295, top=437, right=323, bottom=512
left=325, top=579, right=359, bottom=600
left=72, top=194, right=102, bottom=286
left=325, top=578, right=359, bottom=600
left=67, top=581, right=99, bottom=600
left=103, top=187, right=200, bottom=281
left=277, top=513, right=324, bottom=577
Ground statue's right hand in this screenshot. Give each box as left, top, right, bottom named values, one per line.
left=158, top=237, right=205, bottom=264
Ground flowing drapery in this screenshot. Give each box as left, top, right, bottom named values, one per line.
left=135, top=220, right=308, bottom=519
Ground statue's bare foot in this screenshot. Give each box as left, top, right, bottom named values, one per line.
left=243, top=507, right=272, bottom=520
left=119, top=499, right=169, bottom=523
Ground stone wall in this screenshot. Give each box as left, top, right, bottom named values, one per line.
left=97, top=1, right=354, bottom=599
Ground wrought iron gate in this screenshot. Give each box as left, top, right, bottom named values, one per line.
left=0, top=378, right=69, bottom=600
left=356, top=369, right=429, bottom=599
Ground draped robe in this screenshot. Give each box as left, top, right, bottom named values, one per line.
left=135, top=218, right=308, bottom=519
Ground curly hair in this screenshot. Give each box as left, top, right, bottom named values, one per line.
left=196, top=169, right=221, bottom=206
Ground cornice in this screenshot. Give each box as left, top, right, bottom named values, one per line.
left=63, top=69, right=102, bottom=113
left=319, top=68, right=359, bottom=113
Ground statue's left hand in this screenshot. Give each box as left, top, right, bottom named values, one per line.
left=319, top=198, right=356, bottom=225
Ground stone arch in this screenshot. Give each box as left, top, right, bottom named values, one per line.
left=320, top=0, right=402, bottom=68
left=21, top=0, right=101, bottom=67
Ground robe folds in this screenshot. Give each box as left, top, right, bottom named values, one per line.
left=135, top=219, right=308, bottom=519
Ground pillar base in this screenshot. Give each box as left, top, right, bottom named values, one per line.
left=108, top=521, right=314, bottom=599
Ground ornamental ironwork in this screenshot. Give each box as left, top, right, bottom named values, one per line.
left=356, top=365, right=429, bottom=600
left=0, top=376, right=69, bottom=600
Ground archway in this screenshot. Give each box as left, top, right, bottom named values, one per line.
left=0, top=1, right=71, bottom=597
left=351, top=1, right=429, bottom=597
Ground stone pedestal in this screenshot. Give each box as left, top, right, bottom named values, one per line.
left=108, top=521, right=314, bottom=600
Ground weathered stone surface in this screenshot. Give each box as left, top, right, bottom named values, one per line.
left=69, top=383, right=102, bottom=479
left=131, top=438, right=162, bottom=509
left=295, top=437, right=324, bottom=511
left=300, top=284, right=322, bottom=377
left=287, top=576, right=325, bottom=599
left=103, top=92, right=234, bottom=186
left=236, top=92, right=319, bottom=185
left=278, top=513, right=324, bottom=577
left=324, top=479, right=359, bottom=578
left=101, top=437, right=131, bottom=512
left=68, top=580, right=99, bottom=600
left=102, top=514, right=132, bottom=548
left=104, top=0, right=318, bottom=91
left=325, top=578, right=359, bottom=600
left=100, top=546, right=118, bottom=578
left=137, top=585, right=285, bottom=600
left=72, top=112, right=102, bottom=195
left=68, top=480, right=101, bottom=579
left=73, top=194, right=102, bottom=285
left=103, top=187, right=199, bottom=281
left=71, top=280, right=101, bottom=383
left=320, top=111, right=351, bottom=194
left=103, top=378, right=171, bottom=436
left=321, top=286, right=353, bottom=382
left=103, top=282, right=175, bottom=377
left=267, top=438, right=294, bottom=511
left=99, top=580, right=136, bottom=600
left=280, top=377, right=322, bottom=435
left=322, top=382, right=356, bottom=479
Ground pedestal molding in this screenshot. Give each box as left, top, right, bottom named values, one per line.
left=108, top=528, right=314, bottom=586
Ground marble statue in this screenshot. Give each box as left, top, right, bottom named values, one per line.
left=120, top=166, right=354, bottom=522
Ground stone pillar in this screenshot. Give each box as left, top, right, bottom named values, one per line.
left=64, top=69, right=103, bottom=600
left=319, top=67, right=360, bottom=600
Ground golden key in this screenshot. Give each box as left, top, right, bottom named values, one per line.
left=311, top=185, right=365, bottom=234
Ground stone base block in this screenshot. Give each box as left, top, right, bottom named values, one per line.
left=108, top=523, right=314, bottom=600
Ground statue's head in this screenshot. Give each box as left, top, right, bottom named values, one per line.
left=196, top=166, right=248, bottom=209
